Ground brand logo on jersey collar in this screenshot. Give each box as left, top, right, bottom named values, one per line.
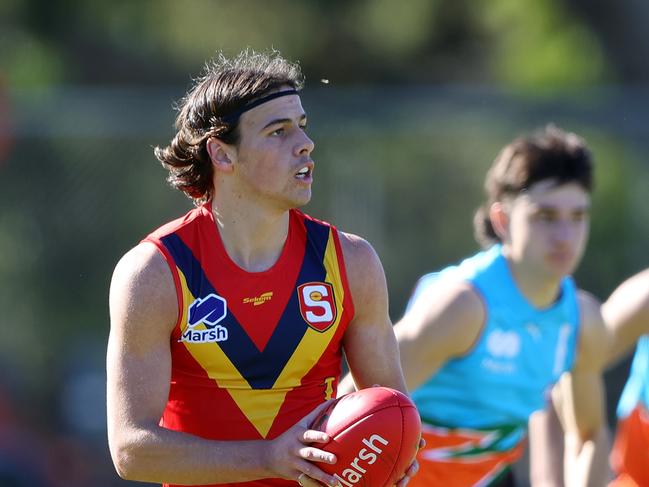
left=242, top=291, right=274, bottom=306
left=180, top=293, right=229, bottom=343
left=297, top=282, right=337, bottom=332
left=525, top=323, right=541, bottom=341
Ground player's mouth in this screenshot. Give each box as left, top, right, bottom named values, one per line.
left=547, top=250, right=574, bottom=267
left=295, top=162, right=314, bottom=182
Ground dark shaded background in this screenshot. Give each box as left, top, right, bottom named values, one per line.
left=1, top=1, right=648, bottom=485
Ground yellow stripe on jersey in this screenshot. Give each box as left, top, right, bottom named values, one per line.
left=276, top=230, right=346, bottom=386
left=176, top=271, right=280, bottom=437
left=174, top=234, right=348, bottom=438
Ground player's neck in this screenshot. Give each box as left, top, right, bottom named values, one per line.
left=507, top=259, right=562, bottom=309
left=210, top=199, right=290, bottom=273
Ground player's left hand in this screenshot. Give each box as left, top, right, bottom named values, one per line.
left=394, top=436, right=425, bottom=487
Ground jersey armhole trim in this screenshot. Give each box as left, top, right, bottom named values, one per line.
left=331, top=226, right=355, bottom=323
left=142, top=237, right=184, bottom=332
left=455, top=281, right=488, bottom=358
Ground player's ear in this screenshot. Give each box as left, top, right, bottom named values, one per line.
left=206, top=137, right=235, bottom=173
left=489, top=201, right=509, bottom=241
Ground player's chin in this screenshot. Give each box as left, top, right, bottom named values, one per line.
left=290, top=191, right=312, bottom=208
left=544, top=254, right=578, bottom=276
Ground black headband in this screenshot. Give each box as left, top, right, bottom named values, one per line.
left=221, top=89, right=299, bottom=125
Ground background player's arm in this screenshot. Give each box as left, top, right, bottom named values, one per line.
left=528, top=270, right=649, bottom=487
left=107, top=243, right=339, bottom=486
left=528, top=405, right=565, bottom=487
left=338, top=232, right=408, bottom=394
left=554, top=291, right=610, bottom=487
left=602, top=268, right=649, bottom=364
left=393, top=280, right=485, bottom=391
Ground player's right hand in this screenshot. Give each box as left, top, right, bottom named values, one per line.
left=265, top=400, right=341, bottom=487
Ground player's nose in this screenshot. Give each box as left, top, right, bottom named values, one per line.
left=295, top=130, right=314, bottom=156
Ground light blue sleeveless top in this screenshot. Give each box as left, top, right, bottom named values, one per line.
left=409, top=245, right=580, bottom=449
left=617, top=335, right=649, bottom=418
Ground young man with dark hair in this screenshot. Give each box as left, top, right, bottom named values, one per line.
left=107, top=50, right=417, bottom=487
left=391, top=126, right=609, bottom=486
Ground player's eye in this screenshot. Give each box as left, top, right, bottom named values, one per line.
left=572, top=211, right=588, bottom=222
left=536, top=211, right=556, bottom=222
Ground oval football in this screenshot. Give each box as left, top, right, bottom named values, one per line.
left=310, top=387, right=421, bottom=487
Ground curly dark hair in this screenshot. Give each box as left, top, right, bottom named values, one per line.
left=154, top=49, right=305, bottom=204
left=473, top=124, right=594, bottom=248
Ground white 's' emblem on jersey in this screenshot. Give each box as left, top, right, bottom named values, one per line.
left=486, top=329, right=520, bottom=358
left=180, top=293, right=229, bottom=343
left=297, top=282, right=337, bottom=331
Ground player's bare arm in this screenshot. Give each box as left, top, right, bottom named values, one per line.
left=528, top=405, right=565, bottom=487
left=602, top=268, right=649, bottom=365
left=107, top=243, right=340, bottom=487
left=527, top=277, right=644, bottom=487
left=554, top=290, right=609, bottom=487
left=334, top=232, right=423, bottom=487
left=393, top=280, right=485, bottom=391
left=338, top=232, right=408, bottom=394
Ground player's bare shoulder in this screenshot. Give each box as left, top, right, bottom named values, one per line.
left=411, top=276, right=483, bottom=318
left=109, top=242, right=178, bottom=336
left=401, top=275, right=485, bottom=354
left=575, top=289, right=608, bottom=372
left=602, top=268, right=649, bottom=363
left=337, top=231, right=387, bottom=299
left=338, top=231, right=383, bottom=272
left=606, top=268, right=649, bottom=316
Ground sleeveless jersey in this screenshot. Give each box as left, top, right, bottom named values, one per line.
left=409, top=245, right=580, bottom=456
left=617, top=335, right=649, bottom=418
left=144, top=203, right=355, bottom=487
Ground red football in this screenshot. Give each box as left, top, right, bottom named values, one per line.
left=310, top=386, right=421, bottom=487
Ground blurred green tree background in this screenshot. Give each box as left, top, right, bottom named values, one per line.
left=1, top=1, right=648, bottom=485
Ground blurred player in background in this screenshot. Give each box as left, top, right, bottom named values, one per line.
left=533, top=268, right=649, bottom=486
left=392, top=126, right=609, bottom=487
left=602, top=268, right=649, bottom=486
left=106, top=49, right=417, bottom=487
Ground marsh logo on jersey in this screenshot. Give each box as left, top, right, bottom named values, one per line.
left=486, top=329, right=520, bottom=358
left=298, top=282, right=337, bottom=332
left=482, top=329, right=520, bottom=374
left=180, top=293, right=229, bottom=343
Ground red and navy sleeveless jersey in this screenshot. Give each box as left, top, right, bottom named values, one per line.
left=144, top=203, right=354, bottom=487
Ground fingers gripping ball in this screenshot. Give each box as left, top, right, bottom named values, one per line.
left=309, top=387, right=422, bottom=487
